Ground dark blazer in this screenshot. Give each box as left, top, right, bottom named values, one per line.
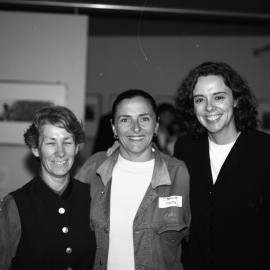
left=174, top=130, right=270, bottom=270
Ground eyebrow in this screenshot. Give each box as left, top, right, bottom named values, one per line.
left=193, top=91, right=228, bottom=97
left=118, top=113, right=152, bottom=117
left=43, top=135, right=73, bottom=140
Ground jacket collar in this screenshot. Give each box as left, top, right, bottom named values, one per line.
left=96, top=144, right=171, bottom=188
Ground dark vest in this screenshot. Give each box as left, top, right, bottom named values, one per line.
left=11, top=176, right=96, bottom=270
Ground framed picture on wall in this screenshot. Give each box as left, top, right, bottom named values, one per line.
left=0, top=80, right=66, bottom=145
left=84, top=93, right=101, bottom=138
left=258, top=100, right=270, bottom=133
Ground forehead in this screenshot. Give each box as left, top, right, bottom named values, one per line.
left=115, top=96, right=155, bottom=115
left=193, top=75, right=231, bottom=95
left=39, top=124, right=72, bottom=138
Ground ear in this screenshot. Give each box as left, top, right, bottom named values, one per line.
left=75, top=145, right=79, bottom=155
left=154, top=122, right=159, bottom=135
left=31, top=147, right=40, bottom=158
left=110, top=119, right=117, bottom=137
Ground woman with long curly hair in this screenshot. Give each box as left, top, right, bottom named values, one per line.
left=174, top=61, right=270, bottom=270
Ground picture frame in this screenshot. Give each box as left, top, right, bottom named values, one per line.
left=0, top=80, right=66, bottom=145
left=258, top=100, right=270, bottom=133
left=84, top=93, right=101, bottom=138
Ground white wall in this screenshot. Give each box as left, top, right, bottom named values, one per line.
left=0, top=11, right=88, bottom=199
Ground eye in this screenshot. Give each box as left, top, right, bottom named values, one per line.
left=193, top=97, right=204, bottom=104
left=119, top=117, right=130, bottom=124
left=215, top=95, right=225, bottom=100
left=64, top=141, right=73, bottom=145
left=141, top=116, right=151, bottom=122
left=46, top=142, right=55, bottom=146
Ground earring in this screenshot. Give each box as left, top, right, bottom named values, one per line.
left=114, top=134, right=119, bottom=140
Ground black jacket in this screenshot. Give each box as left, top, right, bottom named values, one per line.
left=174, top=130, right=270, bottom=270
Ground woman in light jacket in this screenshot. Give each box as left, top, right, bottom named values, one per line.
left=76, top=89, right=190, bottom=270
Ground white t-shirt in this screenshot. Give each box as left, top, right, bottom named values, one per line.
left=107, top=154, right=155, bottom=270
left=209, top=137, right=238, bottom=184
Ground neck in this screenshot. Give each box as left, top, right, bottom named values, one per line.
left=119, top=146, right=154, bottom=162
left=208, top=130, right=239, bottom=145
left=41, top=172, right=70, bottom=193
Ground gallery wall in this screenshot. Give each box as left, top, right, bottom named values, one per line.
left=1, top=10, right=270, bottom=198
left=0, top=11, right=88, bottom=199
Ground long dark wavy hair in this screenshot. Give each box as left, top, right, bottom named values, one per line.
left=175, top=61, right=259, bottom=136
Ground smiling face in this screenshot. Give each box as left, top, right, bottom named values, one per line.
left=32, top=124, right=79, bottom=189
left=112, top=96, right=159, bottom=161
left=193, top=75, right=238, bottom=144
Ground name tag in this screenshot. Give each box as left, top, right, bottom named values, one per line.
left=159, top=196, right=182, bottom=208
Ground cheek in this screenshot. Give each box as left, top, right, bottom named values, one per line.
left=39, top=147, right=52, bottom=159
left=194, top=105, right=202, bottom=117
left=117, top=125, right=129, bottom=135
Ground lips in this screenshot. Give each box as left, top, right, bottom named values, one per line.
left=205, top=114, right=221, bottom=121
left=52, top=160, right=68, bottom=166
left=128, top=136, right=144, bottom=141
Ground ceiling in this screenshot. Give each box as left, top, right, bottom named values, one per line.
left=1, top=0, right=270, bottom=22
left=1, top=0, right=270, bottom=37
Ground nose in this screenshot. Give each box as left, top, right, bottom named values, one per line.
left=132, top=119, right=141, bottom=132
left=206, top=99, right=213, bottom=111
left=56, top=144, right=65, bottom=157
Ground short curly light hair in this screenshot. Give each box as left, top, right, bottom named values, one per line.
left=175, top=61, right=259, bottom=136
left=24, top=105, right=85, bottom=148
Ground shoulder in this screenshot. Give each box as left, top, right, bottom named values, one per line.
left=73, top=179, right=90, bottom=189
left=241, top=129, right=270, bottom=146
left=0, top=194, right=19, bottom=219
left=174, top=134, right=206, bottom=158
left=72, top=179, right=91, bottom=200
left=10, top=179, right=35, bottom=201
left=161, top=152, right=187, bottom=170
left=75, top=151, right=107, bottom=183
left=0, top=194, right=21, bottom=267
left=249, top=129, right=270, bottom=139
left=159, top=152, right=189, bottom=183
left=82, top=151, right=108, bottom=168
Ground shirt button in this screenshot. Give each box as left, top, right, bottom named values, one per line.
left=62, top=227, right=69, bottom=233
left=66, top=247, right=72, bottom=254
left=58, top=207, right=65, bottom=214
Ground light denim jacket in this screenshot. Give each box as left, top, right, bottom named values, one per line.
left=76, top=146, right=191, bottom=270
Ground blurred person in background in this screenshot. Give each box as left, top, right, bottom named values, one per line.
left=155, top=102, right=182, bottom=155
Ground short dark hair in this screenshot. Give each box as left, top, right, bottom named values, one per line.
left=24, top=105, right=85, bottom=148
left=175, top=61, right=259, bottom=135
left=111, top=89, right=158, bottom=123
